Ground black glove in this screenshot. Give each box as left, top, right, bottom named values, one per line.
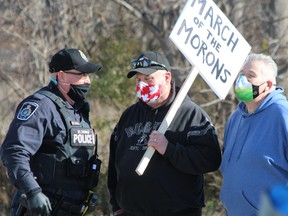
left=26, top=188, right=52, bottom=215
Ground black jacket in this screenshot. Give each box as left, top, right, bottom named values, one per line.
left=108, top=82, right=221, bottom=216
left=0, top=82, right=94, bottom=200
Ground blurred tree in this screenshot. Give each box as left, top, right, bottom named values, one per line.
left=0, top=0, right=288, bottom=215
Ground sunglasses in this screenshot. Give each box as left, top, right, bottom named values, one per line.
left=131, top=59, right=168, bottom=71
left=63, top=71, right=89, bottom=76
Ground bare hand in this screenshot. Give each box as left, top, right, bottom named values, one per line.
left=148, top=130, right=168, bottom=155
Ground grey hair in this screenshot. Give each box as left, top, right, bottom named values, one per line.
left=244, top=53, right=278, bottom=84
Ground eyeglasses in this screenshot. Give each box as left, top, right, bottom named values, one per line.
left=63, top=71, right=89, bottom=77
left=131, top=58, right=168, bottom=71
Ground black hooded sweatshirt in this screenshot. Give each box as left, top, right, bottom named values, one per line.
left=108, top=82, right=221, bottom=216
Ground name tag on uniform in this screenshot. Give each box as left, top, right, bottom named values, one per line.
left=70, top=128, right=95, bottom=147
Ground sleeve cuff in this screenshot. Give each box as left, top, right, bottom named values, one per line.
left=16, top=172, right=41, bottom=194
left=26, top=187, right=41, bottom=199
left=163, top=142, right=175, bottom=158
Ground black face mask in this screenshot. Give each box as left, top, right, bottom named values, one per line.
left=68, top=84, right=90, bottom=103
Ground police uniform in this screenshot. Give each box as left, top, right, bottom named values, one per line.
left=1, top=82, right=100, bottom=216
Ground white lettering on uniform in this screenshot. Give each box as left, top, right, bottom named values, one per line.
left=77, top=130, right=89, bottom=134
left=73, top=134, right=78, bottom=143
left=74, top=134, right=93, bottom=144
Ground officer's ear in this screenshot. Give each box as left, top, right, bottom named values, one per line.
left=57, top=71, right=65, bottom=81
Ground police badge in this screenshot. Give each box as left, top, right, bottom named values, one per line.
left=17, top=101, right=39, bottom=120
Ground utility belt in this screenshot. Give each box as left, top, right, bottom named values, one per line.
left=49, top=190, right=98, bottom=216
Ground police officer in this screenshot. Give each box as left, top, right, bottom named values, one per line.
left=0, top=48, right=102, bottom=216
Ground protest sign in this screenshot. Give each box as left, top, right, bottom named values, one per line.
left=170, top=0, right=251, bottom=99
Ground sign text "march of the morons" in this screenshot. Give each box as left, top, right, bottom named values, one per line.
left=177, top=0, right=240, bottom=84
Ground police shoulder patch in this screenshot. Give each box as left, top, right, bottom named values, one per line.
left=17, top=101, right=39, bottom=121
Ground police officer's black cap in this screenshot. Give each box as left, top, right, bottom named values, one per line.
left=48, top=48, right=102, bottom=73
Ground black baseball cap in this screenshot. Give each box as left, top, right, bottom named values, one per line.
left=48, top=48, right=102, bottom=73
left=127, top=51, right=171, bottom=78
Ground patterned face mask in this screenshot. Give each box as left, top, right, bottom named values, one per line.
left=136, top=81, right=161, bottom=104
left=234, top=75, right=266, bottom=102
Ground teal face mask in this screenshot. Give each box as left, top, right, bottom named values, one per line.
left=234, top=75, right=265, bottom=102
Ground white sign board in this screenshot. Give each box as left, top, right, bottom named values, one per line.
left=169, top=0, right=251, bottom=99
